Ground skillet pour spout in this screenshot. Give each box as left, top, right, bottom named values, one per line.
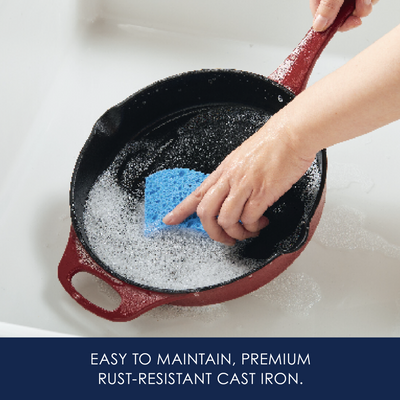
left=58, top=0, right=355, bottom=321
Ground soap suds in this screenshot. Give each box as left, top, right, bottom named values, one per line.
left=146, top=304, right=228, bottom=322
left=327, top=162, right=374, bottom=192
left=82, top=105, right=322, bottom=292
left=315, top=205, right=400, bottom=259
left=251, top=271, right=322, bottom=316
left=83, top=168, right=265, bottom=292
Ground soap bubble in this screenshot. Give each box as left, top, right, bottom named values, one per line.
left=82, top=104, right=322, bottom=293
left=327, top=163, right=374, bottom=192
left=83, top=167, right=265, bottom=291
left=315, top=205, right=400, bottom=258
left=146, top=303, right=228, bottom=322
left=251, top=271, right=322, bottom=316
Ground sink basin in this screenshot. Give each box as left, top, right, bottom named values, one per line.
left=1, top=0, right=400, bottom=337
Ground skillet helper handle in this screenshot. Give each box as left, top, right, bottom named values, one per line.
left=58, top=227, right=178, bottom=322
left=268, top=0, right=356, bottom=95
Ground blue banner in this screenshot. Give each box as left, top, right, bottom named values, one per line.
left=0, top=337, right=398, bottom=399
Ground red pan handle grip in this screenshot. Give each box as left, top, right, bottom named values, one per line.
left=268, top=0, right=356, bottom=95
left=58, top=226, right=182, bottom=321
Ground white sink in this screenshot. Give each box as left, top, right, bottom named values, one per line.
left=1, top=0, right=400, bottom=337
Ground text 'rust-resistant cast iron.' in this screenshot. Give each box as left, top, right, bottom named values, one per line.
left=58, top=1, right=355, bottom=321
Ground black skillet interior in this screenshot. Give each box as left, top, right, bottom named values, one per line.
left=71, top=69, right=326, bottom=287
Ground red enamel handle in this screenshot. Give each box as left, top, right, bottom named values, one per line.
left=58, top=227, right=185, bottom=321
left=268, top=0, right=355, bottom=95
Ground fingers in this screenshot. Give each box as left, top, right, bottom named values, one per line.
left=163, top=173, right=241, bottom=246
left=311, top=0, right=377, bottom=32
left=203, top=186, right=257, bottom=243
left=312, top=0, right=345, bottom=32
left=196, top=181, right=270, bottom=244
left=240, top=194, right=271, bottom=233
left=338, top=15, right=362, bottom=32
left=162, top=171, right=220, bottom=225
left=339, top=0, right=373, bottom=32
left=163, top=172, right=270, bottom=246
left=196, top=180, right=238, bottom=246
left=354, top=0, right=374, bottom=18
left=215, top=188, right=269, bottom=240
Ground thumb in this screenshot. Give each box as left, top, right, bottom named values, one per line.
left=313, top=0, right=345, bottom=31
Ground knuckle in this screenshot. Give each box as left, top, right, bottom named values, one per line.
left=237, top=230, right=249, bottom=241
left=217, top=219, right=249, bottom=242
left=193, top=186, right=204, bottom=200
left=196, top=204, right=206, bottom=219
left=208, top=232, right=222, bottom=243
left=240, top=214, right=256, bottom=226
left=217, top=215, right=233, bottom=230
left=236, top=227, right=256, bottom=242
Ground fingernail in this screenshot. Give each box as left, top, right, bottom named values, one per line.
left=313, top=14, right=329, bottom=32
left=364, top=0, right=371, bottom=5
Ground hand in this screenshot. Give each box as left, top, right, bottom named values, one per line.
left=310, top=0, right=378, bottom=32
left=162, top=116, right=316, bottom=246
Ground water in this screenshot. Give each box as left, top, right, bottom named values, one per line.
left=82, top=105, right=323, bottom=292
left=83, top=106, right=273, bottom=292
left=115, top=105, right=272, bottom=190
left=83, top=167, right=269, bottom=291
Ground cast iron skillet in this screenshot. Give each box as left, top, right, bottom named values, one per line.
left=58, top=1, right=355, bottom=321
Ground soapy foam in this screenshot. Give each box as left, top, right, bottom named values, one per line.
left=251, top=271, right=321, bottom=316
left=315, top=205, right=400, bottom=258
left=327, top=163, right=374, bottom=192
left=83, top=168, right=265, bottom=291
left=146, top=303, right=228, bottom=322
left=83, top=106, right=274, bottom=291
left=82, top=105, right=322, bottom=292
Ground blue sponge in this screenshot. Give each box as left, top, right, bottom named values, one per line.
left=144, top=168, right=209, bottom=236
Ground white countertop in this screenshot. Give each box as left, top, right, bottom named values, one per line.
left=1, top=0, right=400, bottom=337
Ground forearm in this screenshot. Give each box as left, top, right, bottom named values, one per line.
left=277, top=24, right=400, bottom=159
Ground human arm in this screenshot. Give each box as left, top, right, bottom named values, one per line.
left=163, top=24, right=400, bottom=245
left=311, top=0, right=376, bottom=32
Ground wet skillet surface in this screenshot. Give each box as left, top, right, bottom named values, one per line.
left=71, top=70, right=326, bottom=293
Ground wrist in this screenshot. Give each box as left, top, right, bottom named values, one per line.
left=267, top=108, right=319, bottom=165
